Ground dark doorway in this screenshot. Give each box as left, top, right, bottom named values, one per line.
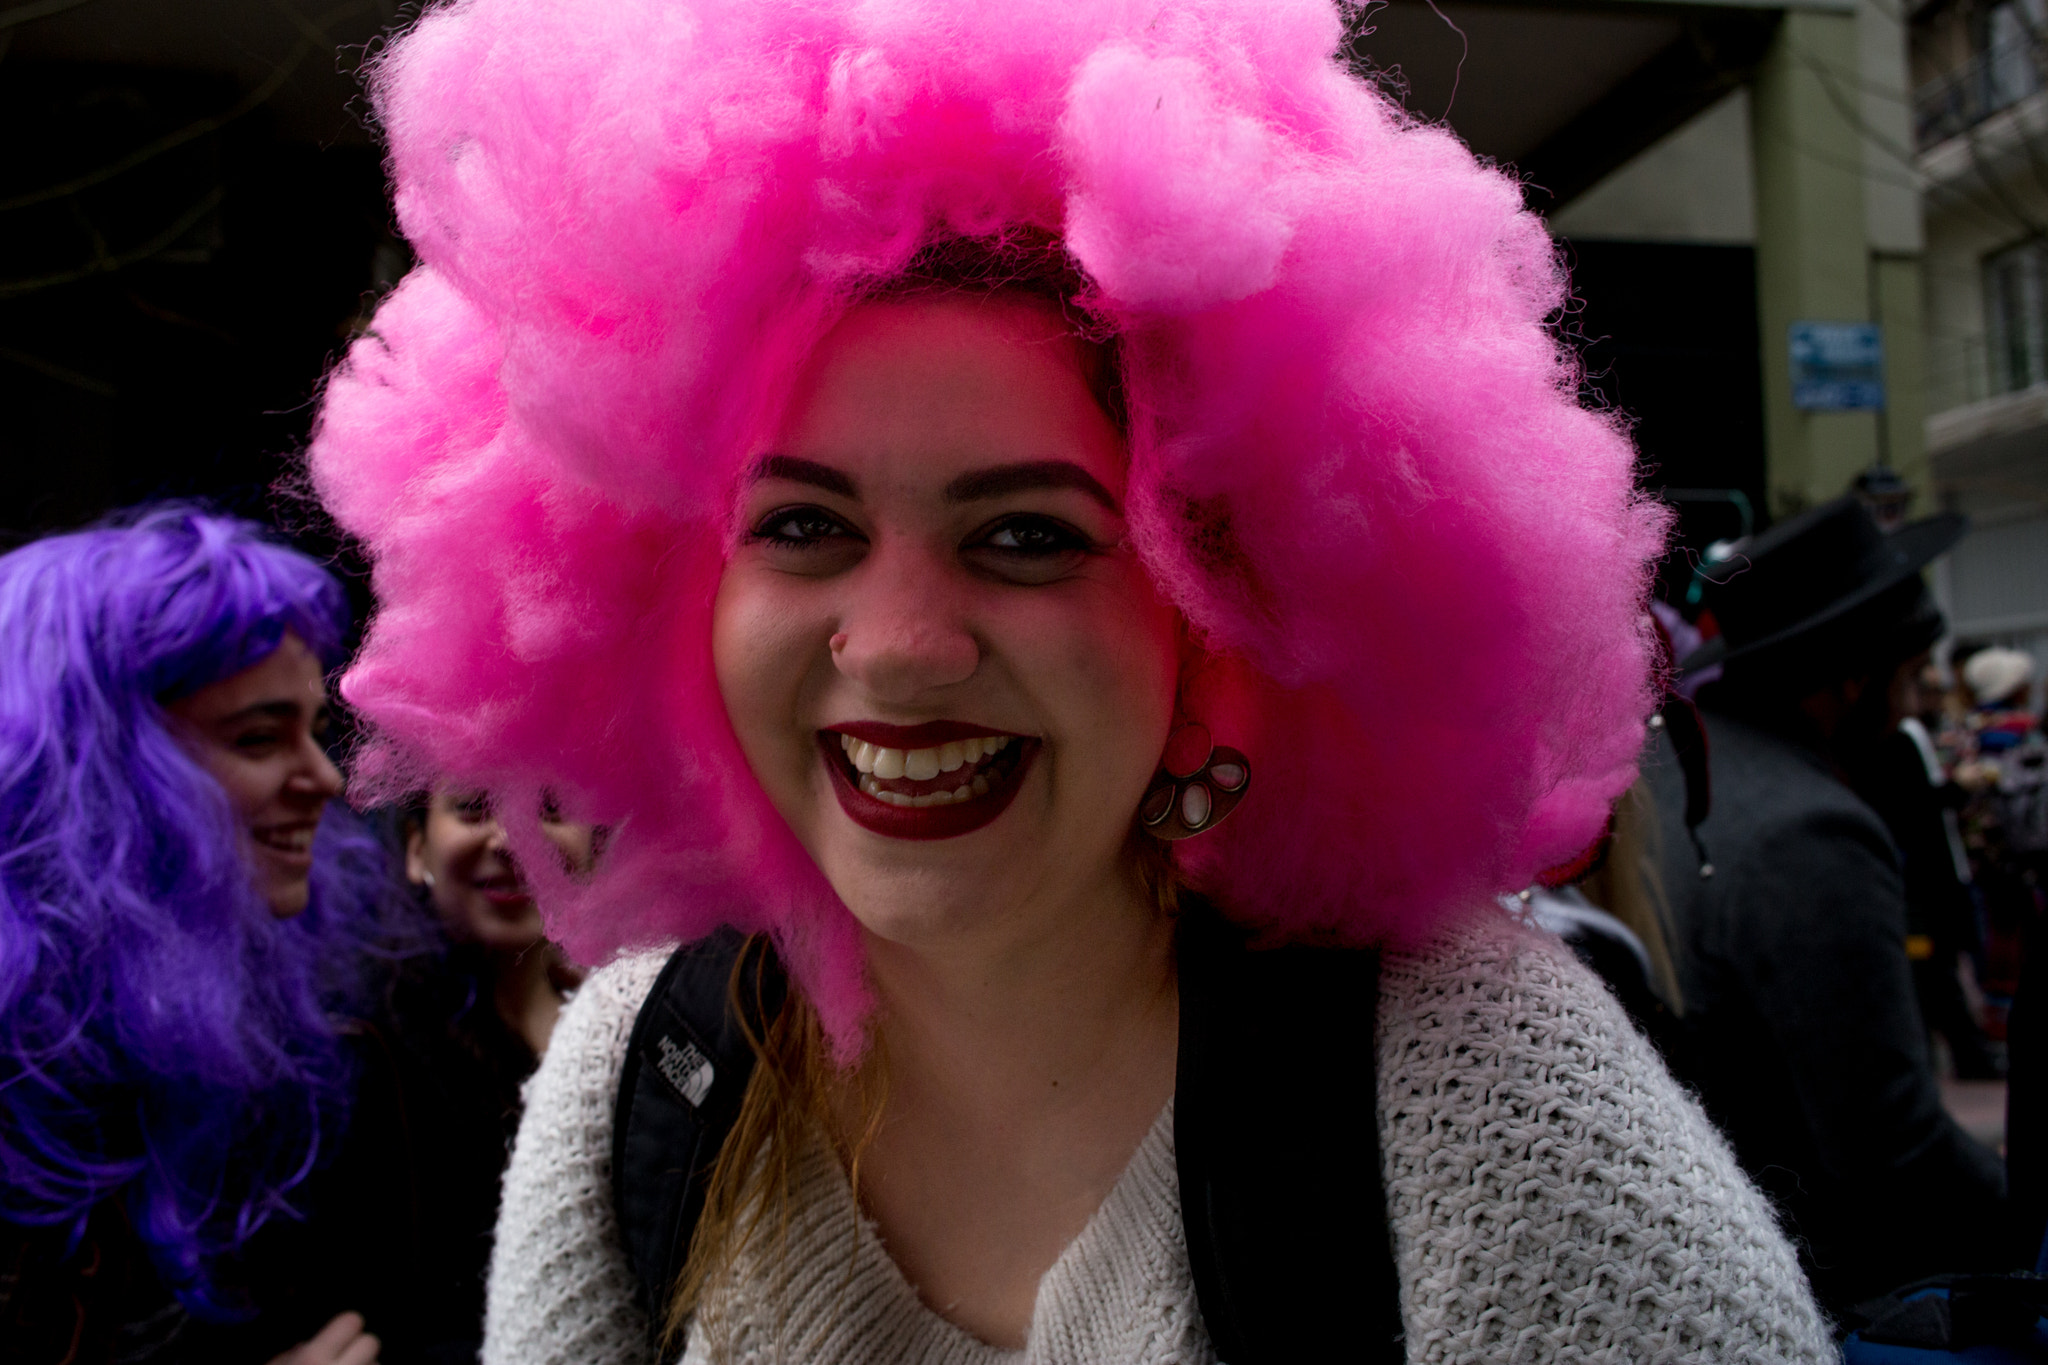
left=1562, top=238, right=1767, bottom=602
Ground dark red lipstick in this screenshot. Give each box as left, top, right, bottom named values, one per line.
left=816, top=727, right=1036, bottom=841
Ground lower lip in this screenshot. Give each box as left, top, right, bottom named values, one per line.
left=480, top=886, right=533, bottom=907
left=254, top=835, right=315, bottom=870
left=820, top=734, right=1034, bottom=841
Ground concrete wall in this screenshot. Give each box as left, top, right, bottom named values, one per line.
left=1548, top=90, right=1757, bottom=244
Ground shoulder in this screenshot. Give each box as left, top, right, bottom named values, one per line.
left=1701, top=712, right=1883, bottom=833
left=517, top=946, right=672, bottom=1141
left=1376, top=911, right=1834, bottom=1363
left=483, top=947, right=670, bottom=1365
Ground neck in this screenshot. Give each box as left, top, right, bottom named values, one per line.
left=860, top=862, right=1178, bottom=1116
left=491, top=942, right=564, bottom=1055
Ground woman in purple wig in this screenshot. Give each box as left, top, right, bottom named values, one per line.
left=0, top=508, right=390, bottom=1365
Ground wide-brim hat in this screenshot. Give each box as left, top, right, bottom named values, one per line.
left=1681, top=496, right=1966, bottom=675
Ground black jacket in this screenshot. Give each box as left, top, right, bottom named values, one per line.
left=1647, top=710, right=2008, bottom=1316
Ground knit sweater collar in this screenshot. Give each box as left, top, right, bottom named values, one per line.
left=682, top=1100, right=1213, bottom=1365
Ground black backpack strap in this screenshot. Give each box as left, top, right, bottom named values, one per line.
left=1175, top=900, right=1405, bottom=1363
left=612, top=909, right=1404, bottom=1362
left=611, top=929, right=786, bottom=1325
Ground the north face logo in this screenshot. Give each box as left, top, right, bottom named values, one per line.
left=655, top=1033, right=715, bottom=1107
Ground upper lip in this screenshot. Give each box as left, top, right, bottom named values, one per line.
left=825, top=720, right=1029, bottom=747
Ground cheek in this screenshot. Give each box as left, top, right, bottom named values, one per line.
left=430, top=830, right=483, bottom=874
left=1027, top=579, right=1180, bottom=780
left=542, top=825, right=596, bottom=872
left=199, top=752, right=283, bottom=825
left=712, top=567, right=822, bottom=790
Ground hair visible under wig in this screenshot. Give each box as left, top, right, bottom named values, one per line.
left=313, top=0, right=1666, bottom=1053
left=0, top=506, right=387, bottom=1317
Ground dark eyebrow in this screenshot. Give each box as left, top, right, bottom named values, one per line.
left=751, top=455, right=859, bottom=499
left=943, top=460, right=1120, bottom=514
left=219, top=700, right=310, bottom=725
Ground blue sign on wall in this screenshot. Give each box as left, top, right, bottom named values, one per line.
left=1789, top=321, right=1886, bottom=411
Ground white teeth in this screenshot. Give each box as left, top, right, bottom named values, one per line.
left=860, top=774, right=983, bottom=805
left=837, top=732, right=1016, bottom=797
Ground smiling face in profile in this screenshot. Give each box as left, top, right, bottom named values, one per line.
left=163, top=632, right=344, bottom=917
left=713, top=295, right=1180, bottom=950
left=407, top=788, right=597, bottom=950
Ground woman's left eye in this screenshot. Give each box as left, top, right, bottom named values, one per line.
left=964, top=514, right=1097, bottom=582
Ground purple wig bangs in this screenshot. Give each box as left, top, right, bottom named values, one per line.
left=311, top=0, right=1667, bottom=1051
left=0, top=506, right=389, bottom=1317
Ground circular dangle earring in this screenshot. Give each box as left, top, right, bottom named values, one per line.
left=1139, top=721, right=1251, bottom=840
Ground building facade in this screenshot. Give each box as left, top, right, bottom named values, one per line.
left=1915, top=0, right=2048, bottom=693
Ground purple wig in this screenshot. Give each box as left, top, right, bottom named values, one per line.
left=0, top=506, right=390, bottom=1317
left=312, top=0, right=1667, bottom=1052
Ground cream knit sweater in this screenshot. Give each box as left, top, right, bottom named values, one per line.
left=483, top=916, right=1834, bottom=1364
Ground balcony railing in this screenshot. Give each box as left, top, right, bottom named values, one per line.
left=1916, top=42, right=2048, bottom=149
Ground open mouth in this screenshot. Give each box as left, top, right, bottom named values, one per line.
left=819, top=722, right=1036, bottom=840
left=252, top=822, right=318, bottom=862
left=474, top=874, right=534, bottom=906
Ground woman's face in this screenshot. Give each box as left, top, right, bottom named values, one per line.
left=406, top=790, right=596, bottom=951
left=713, top=296, right=1180, bottom=947
left=163, top=632, right=344, bottom=917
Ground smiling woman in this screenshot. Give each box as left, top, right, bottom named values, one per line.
left=165, top=633, right=346, bottom=915
left=0, top=508, right=396, bottom=1365
left=309, top=1, right=1835, bottom=1361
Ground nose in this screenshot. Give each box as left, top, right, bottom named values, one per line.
left=830, top=547, right=980, bottom=703
left=290, top=737, right=345, bottom=803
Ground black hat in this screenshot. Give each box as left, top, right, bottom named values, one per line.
left=1681, top=496, right=1966, bottom=677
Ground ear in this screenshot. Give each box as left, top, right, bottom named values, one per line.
left=405, top=823, right=430, bottom=885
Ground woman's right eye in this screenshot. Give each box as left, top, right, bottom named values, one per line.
left=748, top=505, right=857, bottom=547
left=745, top=505, right=866, bottom=574
left=233, top=729, right=283, bottom=755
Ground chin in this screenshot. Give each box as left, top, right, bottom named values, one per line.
left=265, top=882, right=312, bottom=919
left=839, top=880, right=1023, bottom=949
left=811, top=824, right=1066, bottom=949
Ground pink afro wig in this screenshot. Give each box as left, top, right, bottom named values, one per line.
left=311, top=0, right=1666, bottom=1049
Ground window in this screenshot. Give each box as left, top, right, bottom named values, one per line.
left=1985, top=238, right=2048, bottom=394
left=1984, top=0, right=2047, bottom=112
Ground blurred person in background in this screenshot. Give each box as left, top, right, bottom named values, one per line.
left=1651, top=496, right=2008, bottom=1317
left=373, top=787, right=593, bottom=1360
left=0, top=508, right=404, bottom=1365
left=1862, top=654, right=1998, bottom=1079
left=404, top=787, right=590, bottom=1056
left=1950, top=647, right=2048, bottom=1267
left=1964, top=648, right=2038, bottom=756
left=1952, top=648, right=2044, bottom=1099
